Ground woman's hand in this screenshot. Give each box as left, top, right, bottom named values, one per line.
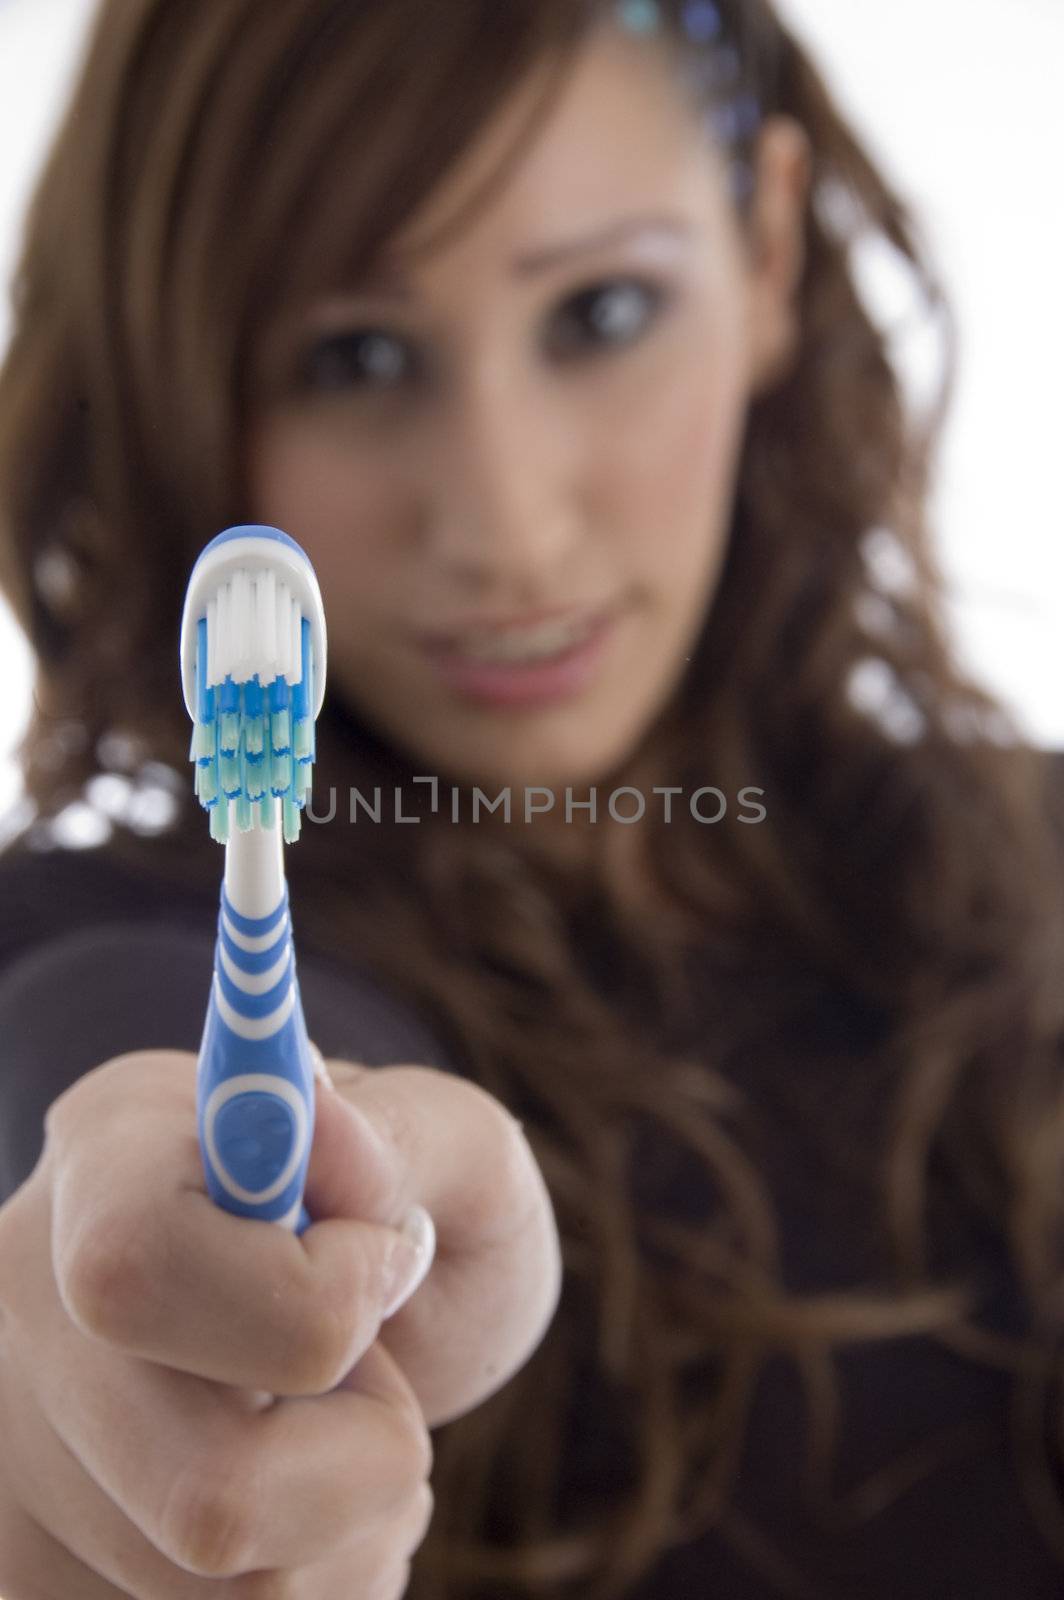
left=0, top=1049, right=561, bottom=1598
left=311, top=1056, right=562, bottom=1428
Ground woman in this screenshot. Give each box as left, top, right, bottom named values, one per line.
left=1, top=0, right=1062, bottom=1595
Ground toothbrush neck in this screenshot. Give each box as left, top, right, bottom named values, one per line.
left=223, top=800, right=286, bottom=917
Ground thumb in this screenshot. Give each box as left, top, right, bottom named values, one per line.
left=302, top=1061, right=437, bottom=1328
left=302, top=1050, right=413, bottom=1227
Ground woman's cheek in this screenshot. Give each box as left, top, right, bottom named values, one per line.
left=603, top=363, right=745, bottom=594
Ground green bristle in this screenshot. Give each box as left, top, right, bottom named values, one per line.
left=220, top=750, right=241, bottom=795
left=282, top=795, right=300, bottom=844
left=190, top=617, right=320, bottom=836
left=271, top=748, right=293, bottom=796
left=246, top=758, right=266, bottom=803
left=271, top=707, right=291, bottom=755
left=198, top=756, right=220, bottom=804
left=220, top=710, right=240, bottom=756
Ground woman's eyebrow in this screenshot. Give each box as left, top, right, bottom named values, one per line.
left=357, top=213, right=695, bottom=301
left=511, top=212, right=695, bottom=274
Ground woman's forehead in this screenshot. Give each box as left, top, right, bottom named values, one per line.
left=301, top=28, right=728, bottom=294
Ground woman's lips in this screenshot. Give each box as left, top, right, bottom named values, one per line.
left=418, top=610, right=619, bottom=708
left=418, top=605, right=606, bottom=647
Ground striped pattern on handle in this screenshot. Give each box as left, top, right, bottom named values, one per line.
left=196, top=882, right=315, bottom=1233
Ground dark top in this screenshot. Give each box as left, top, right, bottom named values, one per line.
left=2, top=777, right=1064, bottom=1599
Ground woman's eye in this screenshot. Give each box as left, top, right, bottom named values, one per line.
left=294, top=277, right=667, bottom=396
left=298, top=330, right=413, bottom=394
left=551, top=278, right=667, bottom=358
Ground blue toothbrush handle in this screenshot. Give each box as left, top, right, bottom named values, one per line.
left=196, top=882, right=315, bottom=1234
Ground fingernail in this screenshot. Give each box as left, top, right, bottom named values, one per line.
left=309, top=1041, right=336, bottom=1092
left=382, top=1204, right=436, bottom=1320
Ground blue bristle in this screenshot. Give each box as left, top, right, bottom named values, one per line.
left=269, top=675, right=291, bottom=757
left=293, top=627, right=314, bottom=763
left=246, top=755, right=266, bottom=802
left=189, top=599, right=317, bottom=841
left=196, top=620, right=213, bottom=723
left=292, top=621, right=311, bottom=721
left=242, top=677, right=264, bottom=759
left=219, top=677, right=240, bottom=757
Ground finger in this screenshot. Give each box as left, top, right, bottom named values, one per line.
left=3, top=1386, right=214, bottom=1600
left=300, top=1480, right=433, bottom=1599
left=6, top=1380, right=431, bottom=1600
left=315, top=1062, right=562, bottom=1425
left=48, top=1055, right=430, bottom=1395
left=307, top=1060, right=544, bottom=1254
left=28, top=1322, right=431, bottom=1578
left=0, top=1505, right=136, bottom=1600
left=2, top=1183, right=210, bottom=1599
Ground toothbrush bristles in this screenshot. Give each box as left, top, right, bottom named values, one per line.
left=190, top=569, right=316, bottom=844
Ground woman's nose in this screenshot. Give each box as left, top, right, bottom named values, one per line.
left=421, top=368, right=579, bottom=587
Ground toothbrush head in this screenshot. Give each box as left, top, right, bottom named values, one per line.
left=179, top=525, right=328, bottom=845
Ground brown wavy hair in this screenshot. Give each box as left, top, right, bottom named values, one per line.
left=2, top=1, right=1064, bottom=1594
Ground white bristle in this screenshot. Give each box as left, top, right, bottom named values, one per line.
left=181, top=531, right=328, bottom=725
left=232, top=569, right=250, bottom=674
left=206, top=597, right=218, bottom=687
left=252, top=573, right=267, bottom=679
left=288, top=599, right=302, bottom=686
left=275, top=583, right=290, bottom=679
left=262, top=567, right=277, bottom=669
left=224, top=578, right=242, bottom=684
left=218, top=583, right=231, bottom=683
left=203, top=568, right=301, bottom=689
left=252, top=571, right=274, bottom=684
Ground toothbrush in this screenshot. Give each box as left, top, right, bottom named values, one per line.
left=179, top=524, right=327, bottom=1236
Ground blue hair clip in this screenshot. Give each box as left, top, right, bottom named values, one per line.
left=681, top=0, right=723, bottom=44
left=617, top=0, right=725, bottom=44
left=615, top=0, right=762, bottom=153
left=616, top=0, right=662, bottom=35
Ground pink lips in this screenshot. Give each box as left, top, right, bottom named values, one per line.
left=419, top=611, right=617, bottom=708
left=419, top=606, right=602, bottom=647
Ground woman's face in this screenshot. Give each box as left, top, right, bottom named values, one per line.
left=247, top=26, right=805, bottom=792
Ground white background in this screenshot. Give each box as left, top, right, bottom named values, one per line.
left=0, top=0, right=1061, bottom=828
